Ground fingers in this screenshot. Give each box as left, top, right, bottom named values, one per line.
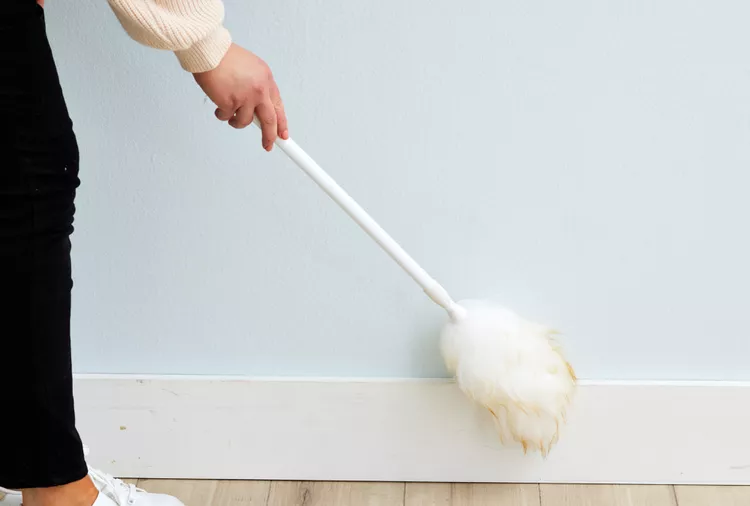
left=270, top=82, right=288, bottom=140
left=211, top=80, right=285, bottom=150
left=229, top=105, right=255, bottom=129
left=254, top=96, right=278, bottom=151
left=215, top=99, right=276, bottom=150
left=215, top=107, right=234, bottom=122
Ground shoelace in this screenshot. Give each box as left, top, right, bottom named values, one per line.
left=88, top=467, right=144, bottom=505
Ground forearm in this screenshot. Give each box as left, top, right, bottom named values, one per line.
left=106, top=0, right=231, bottom=72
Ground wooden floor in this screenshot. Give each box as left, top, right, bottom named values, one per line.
left=126, top=480, right=750, bottom=506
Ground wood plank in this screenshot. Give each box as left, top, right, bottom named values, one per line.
left=674, top=485, right=750, bottom=506
left=540, top=484, right=676, bottom=506
left=210, top=481, right=271, bottom=505
left=266, top=481, right=323, bottom=506
left=137, top=479, right=218, bottom=505
left=349, top=482, right=405, bottom=506
left=267, top=481, right=403, bottom=506
left=452, top=484, right=540, bottom=506
left=266, top=481, right=307, bottom=505
left=308, top=482, right=349, bottom=506
left=405, top=483, right=452, bottom=506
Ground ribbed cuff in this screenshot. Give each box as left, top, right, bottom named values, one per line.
left=174, top=25, right=232, bottom=73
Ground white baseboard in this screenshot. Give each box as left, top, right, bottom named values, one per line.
left=73, top=375, right=750, bottom=485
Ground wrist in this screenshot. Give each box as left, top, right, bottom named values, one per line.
left=175, top=26, right=232, bottom=73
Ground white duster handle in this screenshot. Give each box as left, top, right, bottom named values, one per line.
left=255, top=122, right=465, bottom=321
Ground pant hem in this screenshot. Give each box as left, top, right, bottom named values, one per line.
left=0, top=465, right=88, bottom=491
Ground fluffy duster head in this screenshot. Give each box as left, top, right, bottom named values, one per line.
left=440, top=300, right=576, bottom=456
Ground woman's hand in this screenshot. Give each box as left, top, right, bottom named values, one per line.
left=193, top=43, right=288, bottom=151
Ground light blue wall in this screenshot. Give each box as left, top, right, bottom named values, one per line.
left=49, top=0, right=750, bottom=379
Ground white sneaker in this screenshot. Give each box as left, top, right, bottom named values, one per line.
left=81, top=444, right=182, bottom=506
left=88, top=468, right=184, bottom=506
left=0, top=468, right=184, bottom=506
left=0, top=488, right=21, bottom=506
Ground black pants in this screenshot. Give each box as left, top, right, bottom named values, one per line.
left=0, top=1, right=88, bottom=489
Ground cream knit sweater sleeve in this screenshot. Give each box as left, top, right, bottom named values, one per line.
left=107, top=0, right=232, bottom=73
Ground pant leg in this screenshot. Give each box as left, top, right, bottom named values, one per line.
left=0, top=3, right=88, bottom=489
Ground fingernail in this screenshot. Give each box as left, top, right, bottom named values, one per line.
left=281, top=129, right=289, bottom=140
